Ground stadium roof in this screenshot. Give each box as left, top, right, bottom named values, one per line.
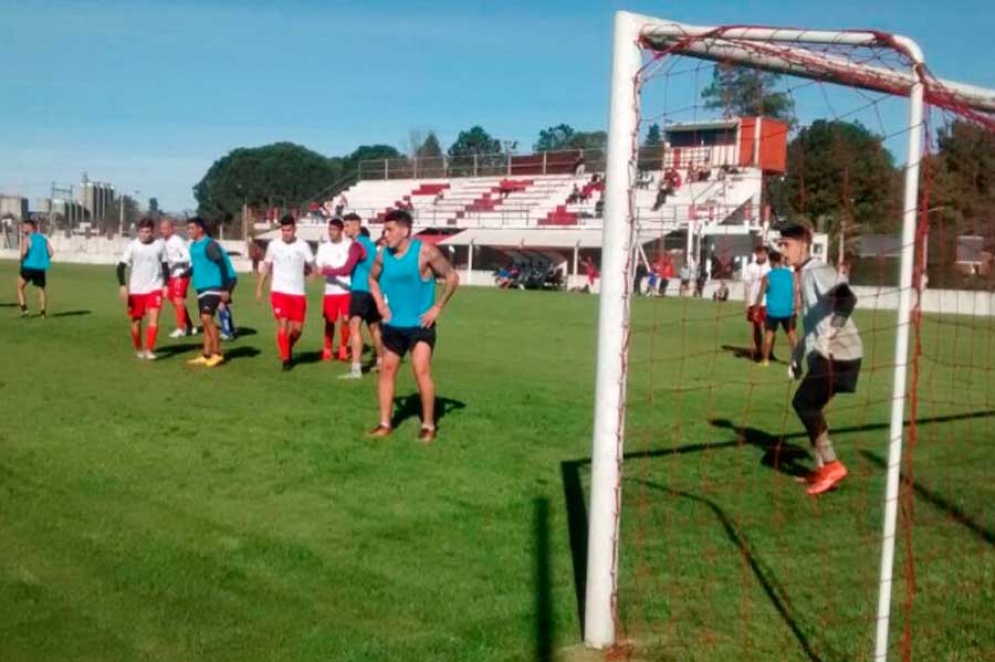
left=439, top=228, right=606, bottom=249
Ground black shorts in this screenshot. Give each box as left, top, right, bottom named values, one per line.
left=765, top=315, right=796, bottom=332
left=19, top=268, right=46, bottom=288
left=799, top=354, right=862, bottom=402
left=382, top=325, right=436, bottom=358
left=349, top=291, right=382, bottom=324
left=197, top=290, right=223, bottom=316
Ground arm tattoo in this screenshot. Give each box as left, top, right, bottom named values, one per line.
left=424, top=244, right=459, bottom=307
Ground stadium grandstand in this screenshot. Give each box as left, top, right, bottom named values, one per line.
left=256, top=115, right=814, bottom=290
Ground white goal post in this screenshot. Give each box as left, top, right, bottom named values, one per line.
left=586, top=10, right=995, bottom=658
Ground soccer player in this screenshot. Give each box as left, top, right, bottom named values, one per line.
left=743, top=245, right=771, bottom=361
left=256, top=215, right=314, bottom=371
left=315, top=217, right=353, bottom=362
left=187, top=217, right=235, bottom=367
left=159, top=219, right=196, bottom=338
left=340, top=213, right=383, bottom=379
left=17, top=219, right=54, bottom=318
left=779, top=220, right=863, bottom=496
left=218, top=249, right=239, bottom=340
left=754, top=251, right=798, bottom=366
left=367, top=209, right=459, bottom=442
left=117, top=218, right=169, bottom=359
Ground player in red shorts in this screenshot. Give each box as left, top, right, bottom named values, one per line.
left=743, top=244, right=771, bottom=361
left=159, top=219, right=196, bottom=338
left=116, top=218, right=169, bottom=359
left=256, top=215, right=315, bottom=371
left=315, top=217, right=353, bottom=362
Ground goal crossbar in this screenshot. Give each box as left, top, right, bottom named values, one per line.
left=634, top=15, right=995, bottom=117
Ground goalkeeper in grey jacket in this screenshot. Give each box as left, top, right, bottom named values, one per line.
left=777, top=220, right=863, bottom=496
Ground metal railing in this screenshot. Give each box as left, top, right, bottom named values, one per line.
left=356, top=144, right=746, bottom=182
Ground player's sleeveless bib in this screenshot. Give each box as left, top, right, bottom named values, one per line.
left=190, top=238, right=224, bottom=292
left=766, top=268, right=795, bottom=318
left=351, top=235, right=377, bottom=293
left=22, top=234, right=50, bottom=270
left=381, top=239, right=435, bottom=328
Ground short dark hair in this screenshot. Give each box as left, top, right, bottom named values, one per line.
left=359, top=227, right=371, bottom=237
left=188, top=216, right=209, bottom=232
left=778, top=220, right=814, bottom=243
left=138, top=217, right=155, bottom=231
left=754, top=244, right=768, bottom=253
left=23, top=219, right=37, bottom=229
left=328, top=217, right=344, bottom=229
left=769, top=251, right=783, bottom=265
left=342, top=212, right=362, bottom=223
left=279, top=214, right=296, bottom=227
left=384, top=209, right=413, bottom=229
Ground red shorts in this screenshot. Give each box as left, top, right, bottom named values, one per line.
left=271, top=292, right=307, bottom=323
left=168, top=277, right=190, bottom=299
left=128, top=291, right=163, bottom=319
left=747, top=305, right=767, bottom=325
left=322, top=293, right=350, bottom=322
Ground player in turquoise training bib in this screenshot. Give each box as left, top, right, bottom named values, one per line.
left=17, top=219, right=54, bottom=318
left=753, top=251, right=798, bottom=366
left=367, top=210, right=459, bottom=443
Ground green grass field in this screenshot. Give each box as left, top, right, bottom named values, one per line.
left=1, top=261, right=992, bottom=662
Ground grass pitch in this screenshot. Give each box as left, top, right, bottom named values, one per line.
left=0, top=261, right=992, bottom=661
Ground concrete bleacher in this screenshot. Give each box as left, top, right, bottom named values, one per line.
left=334, top=166, right=762, bottom=233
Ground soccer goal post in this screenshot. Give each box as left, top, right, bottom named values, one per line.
left=587, top=10, right=995, bottom=659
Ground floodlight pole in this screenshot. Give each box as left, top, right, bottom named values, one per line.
left=584, top=10, right=641, bottom=649
left=874, top=46, right=925, bottom=662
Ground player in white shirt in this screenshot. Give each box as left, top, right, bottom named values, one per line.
left=315, top=217, right=353, bottom=362
left=159, top=219, right=197, bottom=338
left=743, top=245, right=772, bottom=361
left=255, top=215, right=315, bottom=370
left=116, top=218, right=169, bottom=359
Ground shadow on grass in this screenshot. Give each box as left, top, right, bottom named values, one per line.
left=0, top=302, right=19, bottom=308
left=560, top=408, right=995, bottom=644
left=155, top=342, right=202, bottom=360
left=859, top=449, right=995, bottom=548
left=534, top=497, right=553, bottom=662
left=50, top=310, right=92, bottom=317
left=391, top=394, right=466, bottom=430
left=232, top=326, right=258, bottom=338
left=633, top=479, right=829, bottom=662
left=721, top=344, right=759, bottom=362
left=294, top=350, right=325, bottom=366
left=225, top=346, right=261, bottom=362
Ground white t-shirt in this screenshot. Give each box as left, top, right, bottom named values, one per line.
left=744, top=259, right=771, bottom=306
left=315, top=238, right=353, bottom=295
left=264, top=238, right=314, bottom=296
left=121, top=239, right=167, bottom=294
left=163, top=234, right=190, bottom=278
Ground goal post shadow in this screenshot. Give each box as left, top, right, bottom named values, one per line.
left=560, top=408, right=995, bottom=647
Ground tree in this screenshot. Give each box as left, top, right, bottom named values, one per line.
left=923, top=119, right=995, bottom=285
left=448, top=126, right=502, bottom=175
left=148, top=197, right=160, bottom=217
left=534, top=124, right=576, bottom=152
left=342, top=144, right=404, bottom=179
left=702, top=65, right=795, bottom=124
left=768, top=119, right=900, bottom=254
left=567, top=131, right=607, bottom=151
left=644, top=123, right=662, bottom=147
left=193, top=142, right=342, bottom=225
left=448, top=126, right=501, bottom=158
left=415, top=132, right=443, bottom=159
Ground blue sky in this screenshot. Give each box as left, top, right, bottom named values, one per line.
left=2, top=0, right=992, bottom=211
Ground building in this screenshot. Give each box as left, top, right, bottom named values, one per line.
left=0, top=195, right=29, bottom=221
left=78, top=179, right=115, bottom=224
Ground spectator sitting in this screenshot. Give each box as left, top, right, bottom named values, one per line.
left=567, top=184, right=580, bottom=205
left=574, top=150, right=586, bottom=176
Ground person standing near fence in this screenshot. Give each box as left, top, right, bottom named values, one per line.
left=17, top=219, right=54, bottom=318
